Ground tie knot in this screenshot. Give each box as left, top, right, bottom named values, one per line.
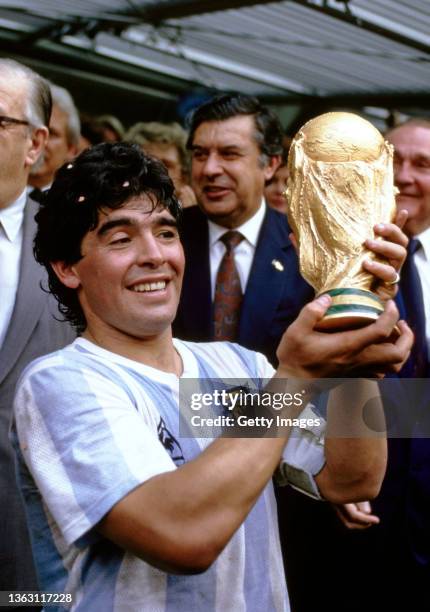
left=408, top=238, right=421, bottom=256
left=220, top=231, right=244, bottom=253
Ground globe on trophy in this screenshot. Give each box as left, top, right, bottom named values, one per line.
left=285, top=111, right=397, bottom=331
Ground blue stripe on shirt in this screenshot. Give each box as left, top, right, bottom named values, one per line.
left=28, top=366, right=143, bottom=533
left=121, top=366, right=205, bottom=464
left=76, top=539, right=123, bottom=612
left=12, top=437, right=69, bottom=601
left=166, top=569, right=217, bottom=612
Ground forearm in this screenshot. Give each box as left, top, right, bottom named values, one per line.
left=98, top=371, right=319, bottom=573
left=98, top=435, right=287, bottom=573
left=316, top=379, right=387, bottom=503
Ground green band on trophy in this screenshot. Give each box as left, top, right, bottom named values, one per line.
left=326, top=305, right=382, bottom=316
left=326, top=288, right=384, bottom=301
left=315, top=287, right=385, bottom=330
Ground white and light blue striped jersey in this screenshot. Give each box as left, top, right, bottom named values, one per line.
left=12, top=337, right=325, bottom=612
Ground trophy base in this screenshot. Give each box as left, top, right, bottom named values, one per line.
left=316, top=288, right=384, bottom=332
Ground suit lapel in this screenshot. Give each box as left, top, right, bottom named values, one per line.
left=239, top=208, right=297, bottom=346
left=399, top=246, right=429, bottom=377
left=0, top=198, right=46, bottom=384
left=179, top=207, right=212, bottom=339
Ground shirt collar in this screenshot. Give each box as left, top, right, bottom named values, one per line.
left=26, top=183, right=51, bottom=195
left=208, top=199, right=266, bottom=248
left=416, top=226, right=430, bottom=261
left=0, top=189, right=27, bottom=241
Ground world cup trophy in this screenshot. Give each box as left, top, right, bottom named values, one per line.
left=286, top=112, right=397, bottom=331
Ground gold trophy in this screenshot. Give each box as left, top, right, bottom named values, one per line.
left=286, top=112, right=396, bottom=331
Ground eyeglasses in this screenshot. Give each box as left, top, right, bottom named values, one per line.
left=0, top=115, right=30, bottom=129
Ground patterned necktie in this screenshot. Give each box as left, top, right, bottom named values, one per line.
left=213, top=231, right=244, bottom=341
left=400, top=238, right=428, bottom=377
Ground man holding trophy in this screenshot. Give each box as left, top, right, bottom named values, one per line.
left=10, top=123, right=413, bottom=611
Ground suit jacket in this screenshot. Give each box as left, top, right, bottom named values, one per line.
left=0, top=198, right=75, bottom=597
left=282, top=270, right=430, bottom=612
left=173, top=205, right=314, bottom=365
left=374, top=275, right=430, bottom=567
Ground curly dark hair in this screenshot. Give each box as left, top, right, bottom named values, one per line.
left=186, top=93, right=283, bottom=164
left=34, top=141, right=181, bottom=332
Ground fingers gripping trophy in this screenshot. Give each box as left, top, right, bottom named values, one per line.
left=286, top=112, right=397, bottom=330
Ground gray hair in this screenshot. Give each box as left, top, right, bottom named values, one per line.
left=0, top=58, right=51, bottom=128
left=125, top=121, right=189, bottom=174
left=49, top=83, right=81, bottom=146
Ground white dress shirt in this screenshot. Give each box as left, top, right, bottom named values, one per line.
left=0, top=190, right=26, bottom=348
left=414, top=226, right=430, bottom=356
left=208, top=200, right=266, bottom=300
left=26, top=184, right=51, bottom=196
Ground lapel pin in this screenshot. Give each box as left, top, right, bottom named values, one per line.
left=272, top=259, right=284, bottom=272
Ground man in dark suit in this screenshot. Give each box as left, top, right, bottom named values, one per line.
left=173, top=93, right=314, bottom=363
left=173, top=93, right=413, bottom=611
left=0, top=59, right=75, bottom=607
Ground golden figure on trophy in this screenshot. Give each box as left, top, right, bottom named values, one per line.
left=286, top=111, right=397, bottom=331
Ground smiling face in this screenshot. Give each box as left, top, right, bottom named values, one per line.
left=387, top=123, right=430, bottom=237
left=54, top=196, right=184, bottom=344
left=190, top=115, right=278, bottom=228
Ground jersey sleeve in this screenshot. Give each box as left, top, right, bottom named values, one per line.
left=13, top=355, right=177, bottom=546
left=276, top=403, right=326, bottom=500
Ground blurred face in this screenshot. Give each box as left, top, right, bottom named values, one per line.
left=387, top=124, right=430, bottom=236
left=30, top=104, right=77, bottom=188
left=190, top=115, right=278, bottom=228
left=57, top=196, right=184, bottom=342
left=264, top=164, right=289, bottom=213
left=0, top=74, right=37, bottom=207
left=143, top=142, right=183, bottom=190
